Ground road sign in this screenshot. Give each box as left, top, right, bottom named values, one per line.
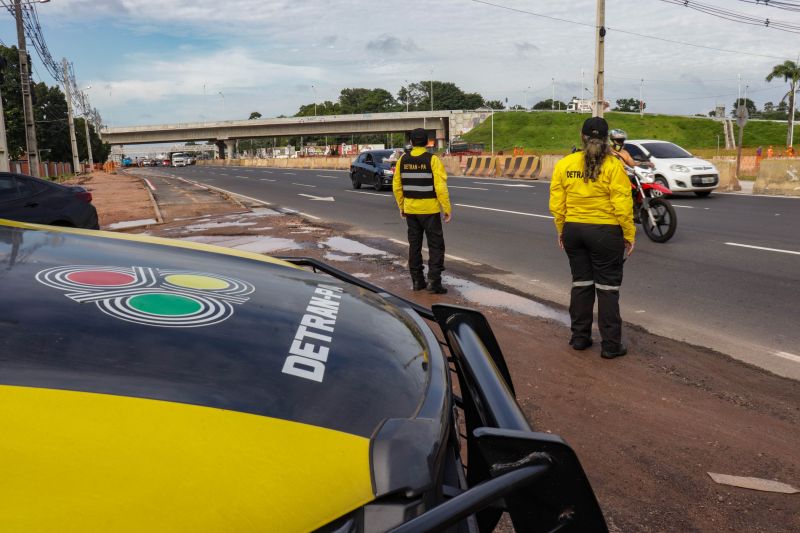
left=736, top=105, right=749, bottom=128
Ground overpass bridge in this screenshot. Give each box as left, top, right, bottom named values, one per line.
left=101, top=110, right=490, bottom=158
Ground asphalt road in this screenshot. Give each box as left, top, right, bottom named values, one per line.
left=135, top=165, right=800, bottom=379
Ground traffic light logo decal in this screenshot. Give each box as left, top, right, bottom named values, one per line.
left=36, top=265, right=254, bottom=328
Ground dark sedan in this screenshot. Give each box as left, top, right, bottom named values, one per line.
left=350, top=149, right=398, bottom=191
left=0, top=172, right=99, bottom=229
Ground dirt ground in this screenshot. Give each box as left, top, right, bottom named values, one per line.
left=61, top=172, right=156, bottom=227
left=96, top=171, right=800, bottom=532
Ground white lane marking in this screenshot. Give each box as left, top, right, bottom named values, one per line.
left=281, top=208, right=321, bottom=220
left=473, top=182, right=535, bottom=188
left=671, top=204, right=694, bottom=209
left=236, top=175, right=250, bottom=179
left=346, top=190, right=390, bottom=197
left=774, top=351, right=800, bottom=364
left=161, top=176, right=272, bottom=206
left=262, top=170, right=273, bottom=174
left=387, top=238, right=481, bottom=265
left=143, top=178, right=156, bottom=191
left=299, top=193, right=335, bottom=201
left=725, top=242, right=800, bottom=256
left=260, top=178, right=276, bottom=182
left=316, top=174, right=341, bottom=179
left=450, top=185, right=489, bottom=190
left=455, top=203, right=554, bottom=219
left=284, top=172, right=296, bottom=175
left=292, top=182, right=317, bottom=188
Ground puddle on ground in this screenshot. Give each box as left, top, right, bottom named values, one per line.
left=323, top=236, right=389, bottom=256
left=181, top=235, right=302, bottom=253
left=183, top=221, right=257, bottom=231
left=324, top=253, right=353, bottom=262
left=443, top=275, right=570, bottom=325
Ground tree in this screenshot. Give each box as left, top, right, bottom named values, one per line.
left=766, top=60, right=800, bottom=145
left=730, top=98, right=757, bottom=118
left=532, top=99, right=566, bottom=110
left=248, top=111, right=262, bottom=120
left=763, top=101, right=775, bottom=113
left=484, top=99, right=505, bottom=110
left=402, top=81, right=484, bottom=111
left=613, top=98, right=645, bottom=112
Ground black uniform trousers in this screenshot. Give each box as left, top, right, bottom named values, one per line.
left=406, top=213, right=445, bottom=283
left=562, top=222, right=626, bottom=350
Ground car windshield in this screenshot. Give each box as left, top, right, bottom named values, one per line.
left=373, top=150, right=395, bottom=165
left=642, top=142, right=692, bottom=159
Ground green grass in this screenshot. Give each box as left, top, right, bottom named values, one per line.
left=462, top=111, right=799, bottom=154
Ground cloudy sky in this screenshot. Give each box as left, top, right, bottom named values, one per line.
left=1, top=0, right=798, bottom=126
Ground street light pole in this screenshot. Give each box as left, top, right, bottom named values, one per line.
left=593, top=0, right=606, bottom=118
left=14, top=0, right=40, bottom=176
left=312, top=84, right=317, bottom=116
left=404, top=79, right=410, bottom=112
left=551, top=78, right=555, bottom=110
left=430, top=69, right=434, bottom=111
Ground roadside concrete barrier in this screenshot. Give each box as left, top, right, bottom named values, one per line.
left=538, top=155, right=563, bottom=180
left=753, top=159, right=800, bottom=196
left=499, top=155, right=541, bottom=179
left=465, top=156, right=495, bottom=177
left=441, top=155, right=462, bottom=176
left=713, top=160, right=741, bottom=191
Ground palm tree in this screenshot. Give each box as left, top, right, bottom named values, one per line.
left=766, top=60, right=800, bottom=146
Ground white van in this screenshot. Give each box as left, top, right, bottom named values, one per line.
left=171, top=153, right=187, bottom=167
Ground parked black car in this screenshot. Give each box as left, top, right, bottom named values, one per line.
left=0, top=172, right=99, bottom=229
left=350, top=149, right=398, bottom=191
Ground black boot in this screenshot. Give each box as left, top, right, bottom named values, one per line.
left=412, top=278, right=427, bottom=291
left=427, top=280, right=448, bottom=294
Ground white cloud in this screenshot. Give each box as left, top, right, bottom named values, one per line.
left=37, top=0, right=800, bottom=122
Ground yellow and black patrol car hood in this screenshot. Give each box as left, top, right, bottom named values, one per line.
left=0, top=222, right=445, bottom=531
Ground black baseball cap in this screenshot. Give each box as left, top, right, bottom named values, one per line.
left=581, top=117, right=608, bottom=139
left=410, top=128, right=428, bottom=146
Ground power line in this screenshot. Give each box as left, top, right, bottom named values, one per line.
left=467, top=0, right=793, bottom=60
left=656, top=0, right=800, bottom=33
left=736, top=0, right=800, bottom=12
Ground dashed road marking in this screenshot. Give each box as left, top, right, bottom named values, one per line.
left=473, top=182, right=535, bottom=188
left=455, top=203, right=554, bottom=219
left=450, top=186, right=489, bottom=190
left=671, top=204, right=694, bottom=209
left=725, top=242, right=800, bottom=256
left=260, top=178, right=276, bottom=182
left=316, top=174, right=341, bottom=179
left=292, top=182, right=317, bottom=188
left=346, top=190, right=390, bottom=197
left=284, top=172, right=296, bottom=175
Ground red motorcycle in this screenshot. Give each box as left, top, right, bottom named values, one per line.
left=628, top=165, right=677, bottom=243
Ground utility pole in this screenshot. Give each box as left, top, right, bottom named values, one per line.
left=84, top=117, right=94, bottom=172
left=640, top=78, right=644, bottom=117
left=551, top=78, right=555, bottom=110
left=62, top=58, right=81, bottom=173
left=0, top=59, right=9, bottom=172
left=593, top=0, right=606, bottom=118
left=15, top=0, right=40, bottom=177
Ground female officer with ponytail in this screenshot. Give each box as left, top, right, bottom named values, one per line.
left=549, top=117, right=635, bottom=359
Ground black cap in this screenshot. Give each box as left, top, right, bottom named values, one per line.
left=581, top=117, right=608, bottom=139
left=410, top=128, right=428, bottom=146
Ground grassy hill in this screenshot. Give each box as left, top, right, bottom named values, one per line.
left=461, top=111, right=797, bottom=155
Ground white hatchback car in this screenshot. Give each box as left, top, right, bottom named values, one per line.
left=624, top=140, right=718, bottom=197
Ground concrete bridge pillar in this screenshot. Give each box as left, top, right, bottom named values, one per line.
left=225, top=139, right=236, bottom=160
left=435, top=129, right=446, bottom=149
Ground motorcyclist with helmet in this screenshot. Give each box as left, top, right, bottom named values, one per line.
left=609, top=129, right=637, bottom=167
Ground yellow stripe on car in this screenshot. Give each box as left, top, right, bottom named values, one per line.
left=0, top=385, right=374, bottom=532
left=0, top=219, right=300, bottom=269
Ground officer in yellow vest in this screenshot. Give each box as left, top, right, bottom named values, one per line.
left=393, top=128, right=452, bottom=294
left=549, top=117, right=635, bottom=359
